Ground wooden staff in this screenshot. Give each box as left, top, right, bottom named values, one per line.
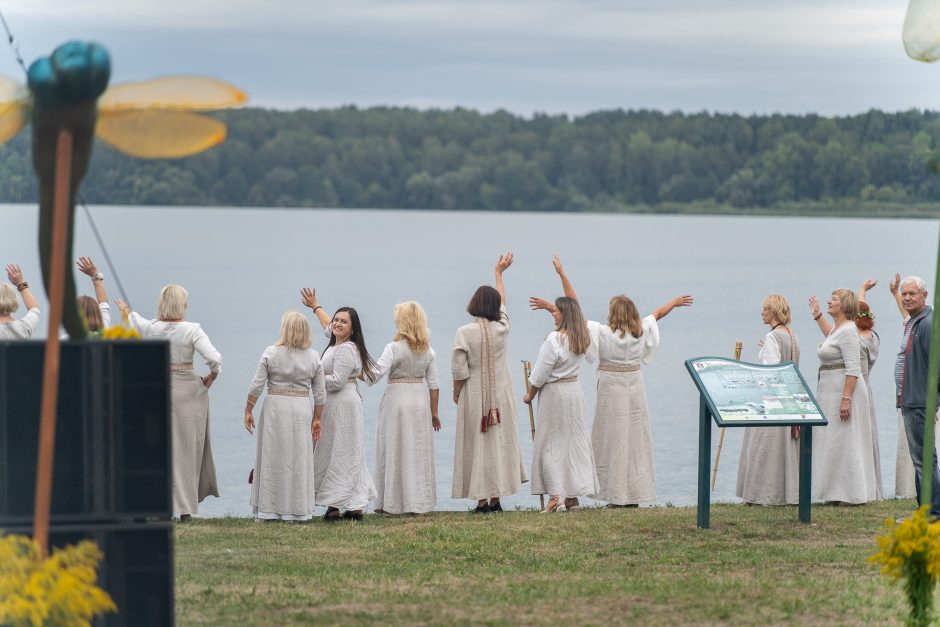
left=522, top=360, right=545, bottom=511
left=710, top=340, right=742, bottom=492
left=34, top=129, right=73, bottom=555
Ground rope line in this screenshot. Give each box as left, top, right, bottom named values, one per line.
left=78, top=196, right=130, bottom=304
left=0, top=7, right=27, bottom=76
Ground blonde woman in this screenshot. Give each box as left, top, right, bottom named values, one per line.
left=523, top=296, right=599, bottom=513
left=118, top=285, right=221, bottom=521
left=530, top=256, right=692, bottom=508
left=368, top=301, right=441, bottom=515
left=808, top=288, right=878, bottom=504
left=244, top=311, right=325, bottom=522
left=0, top=263, right=40, bottom=339
left=736, top=295, right=800, bottom=505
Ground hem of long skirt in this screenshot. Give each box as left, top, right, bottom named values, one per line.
left=593, top=495, right=656, bottom=505
left=254, top=507, right=313, bottom=521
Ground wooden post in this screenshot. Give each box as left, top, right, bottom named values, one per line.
left=33, top=129, right=72, bottom=555
left=710, top=340, right=742, bottom=491
left=522, top=360, right=544, bottom=511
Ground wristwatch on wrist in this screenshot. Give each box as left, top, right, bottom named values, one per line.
left=92, top=272, right=104, bottom=281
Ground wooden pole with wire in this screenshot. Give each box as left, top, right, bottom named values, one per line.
left=33, top=129, right=72, bottom=555
left=710, top=340, right=743, bottom=492
left=522, top=360, right=545, bottom=511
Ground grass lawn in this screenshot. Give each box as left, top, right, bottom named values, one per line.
left=175, top=500, right=918, bottom=625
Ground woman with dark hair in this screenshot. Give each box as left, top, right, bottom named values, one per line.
left=523, top=295, right=598, bottom=513
left=530, top=256, right=692, bottom=508
left=71, top=256, right=110, bottom=336
left=301, top=288, right=377, bottom=521
left=451, top=253, right=527, bottom=513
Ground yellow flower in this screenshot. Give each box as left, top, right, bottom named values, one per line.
left=100, top=325, right=141, bottom=340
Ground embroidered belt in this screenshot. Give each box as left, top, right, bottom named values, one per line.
left=268, top=389, right=309, bottom=397
left=819, top=363, right=846, bottom=371
left=389, top=376, right=424, bottom=384
left=170, top=362, right=194, bottom=371
left=547, top=376, right=579, bottom=384
left=347, top=377, right=358, bottom=384
left=598, top=363, right=641, bottom=373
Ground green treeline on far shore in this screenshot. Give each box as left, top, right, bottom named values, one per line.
left=4, top=107, right=940, bottom=216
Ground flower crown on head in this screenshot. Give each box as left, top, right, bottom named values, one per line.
left=857, top=309, right=875, bottom=320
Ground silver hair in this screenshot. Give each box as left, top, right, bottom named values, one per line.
left=900, top=276, right=928, bottom=292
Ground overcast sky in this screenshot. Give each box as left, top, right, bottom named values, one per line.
left=0, top=0, right=936, bottom=116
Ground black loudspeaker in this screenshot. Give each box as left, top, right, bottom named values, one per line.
left=0, top=341, right=171, bottom=524
left=5, top=521, right=174, bottom=627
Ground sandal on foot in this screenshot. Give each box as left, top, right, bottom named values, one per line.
left=541, top=496, right=563, bottom=513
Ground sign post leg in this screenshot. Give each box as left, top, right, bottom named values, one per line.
left=798, top=426, right=812, bottom=524
left=697, top=396, right=712, bottom=529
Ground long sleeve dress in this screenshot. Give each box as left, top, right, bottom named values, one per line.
left=528, top=331, right=599, bottom=499
left=587, top=316, right=659, bottom=505
left=812, top=322, right=879, bottom=504
left=313, top=340, right=377, bottom=511
left=247, top=345, right=326, bottom=521
left=0, top=307, right=39, bottom=339
left=735, top=327, right=801, bottom=505
left=860, top=332, right=884, bottom=500
left=127, top=313, right=221, bottom=515
left=369, top=340, right=440, bottom=514
left=451, top=305, right=528, bottom=501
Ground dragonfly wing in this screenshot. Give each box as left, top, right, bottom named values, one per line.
left=99, top=76, right=247, bottom=112
left=96, top=109, right=227, bottom=159
left=0, top=75, right=28, bottom=144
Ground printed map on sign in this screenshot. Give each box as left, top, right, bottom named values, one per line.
left=689, top=358, right=823, bottom=423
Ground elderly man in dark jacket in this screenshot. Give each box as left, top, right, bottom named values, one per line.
left=898, top=275, right=940, bottom=517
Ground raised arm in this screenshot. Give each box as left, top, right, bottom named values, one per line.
left=552, top=255, right=578, bottom=301
left=528, top=296, right=558, bottom=316
left=807, top=296, right=832, bottom=336
left=494, top=252, right=513, bottom=305
left=300, top=287, right=331, bottom=329
left=651, top=295, right=693, bottom=321
left=6, top=264, right=38, bottom=311
left=858, top=279, right=876, bottom=304
left=76, top=256, right=108, bottom=304
left=888, top=273, right=908, bottom=320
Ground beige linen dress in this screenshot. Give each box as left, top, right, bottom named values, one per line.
left=0, top=307, right=39, bottom=339
left=247, top=345, right=326, bottom=521
left=860, top=332, right=884, bottom=500
left=451, top=305, right=528, bottom=501
left=128, top=313, right=221, bottom=515
left=369, top=340, right=440, bottom=514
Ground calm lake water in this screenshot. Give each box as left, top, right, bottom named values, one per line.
left=2, top=204, right=937, bottom=516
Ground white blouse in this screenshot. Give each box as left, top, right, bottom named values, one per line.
left=816, top=322, right=862, bottom=378
left=59, top=302, right=111, bottom=339
left=586, top=315, right=660, bottom=366
left=369, top=340, right=440, bottom=389
left=528, top=330, right=593, bottom=387
left=0, top=307, right=40, bottom=340
left=128, top=312, right=222, bottom=373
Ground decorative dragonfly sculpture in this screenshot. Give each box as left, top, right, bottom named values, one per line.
left=0, top=40, right=245, bottom=338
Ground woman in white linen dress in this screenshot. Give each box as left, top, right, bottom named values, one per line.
left=736, top=294, right=801, bottom=506
left=523, top=296, right=599, bottom=513
left=244, top=311, right=326, bottom=522
left=0, top=263, right=40, bottom=340
left=301, top=288, right=377, bottom=522
left=529, top=256, right=692, bottom=507
left=118, top=285, right=221, bottom=520
left=368, top=301, right=441, bottom=515
left=451, top=253, right=528, bottom=514
left=809, top=288, right=879, bottom=504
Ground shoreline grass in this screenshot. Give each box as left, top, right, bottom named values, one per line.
left=175, top=500, right=921, bottom=625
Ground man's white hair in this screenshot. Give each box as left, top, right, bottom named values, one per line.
left=901, top=276, right=928, bottom=292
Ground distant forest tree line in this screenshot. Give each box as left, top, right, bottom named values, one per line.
left=1, top=107, right=939, bottom=212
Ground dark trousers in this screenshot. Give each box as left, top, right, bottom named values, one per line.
left=903, top=406, right=940, bottom=517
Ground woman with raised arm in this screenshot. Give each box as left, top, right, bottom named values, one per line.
left=368, top=301, right=441, bottom=516
left=117, top=285, right=221, bottom=521
left=244, top=310, right=326, bottom=522
left=451, top=253, right=527, bottom=514
left=735, top=295, right=801, bottom=505
left=301, top=288, right=377, bottom=522
left=529, top=256, right=692, bottom=508
left=523, top=296, right=598, bottom=513
left=64, top=256, right=111, bottom=337
left=0, top=264, right=40, bottom=340
left=806, top=288, right=878, bottom=504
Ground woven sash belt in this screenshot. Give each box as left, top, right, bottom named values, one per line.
left=170, top=362, right=194, bottom=371
left=547, top=376, right=579, bottom=384
left=268, top=389, right=309, bottom=397
left=598, top=363, right=641, bottom=373
left=389, top=377, right=424, bottom=384
left=818, top=363, right=846, bottom=371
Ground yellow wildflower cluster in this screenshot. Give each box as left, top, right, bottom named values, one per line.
left=0, top=534, right=116, bottom=626
left=870, top=506, right=940, bottom=581
left=100, top=325, right=141, bottom=340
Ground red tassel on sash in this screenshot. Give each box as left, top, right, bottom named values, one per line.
left=480, top=408, right=501, bottom=433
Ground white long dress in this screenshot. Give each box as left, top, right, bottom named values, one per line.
left=528, top=331, right=600, bottom=499
left=369, top=340, right=439, bottom=514
left=127, top=313, right=221, bottom=515
left=247, top=345, right=326, bottom=521
left=812, top=322, right=879, bottom=504
left=313, top=340, right=377, bottom=511
left=587, top=316, right=659, bottom=505
left=735, top=328, right=801, bottom=505
left=0, top=307, right=39, bottom=339
left=860, top=332, right=883, bottom=500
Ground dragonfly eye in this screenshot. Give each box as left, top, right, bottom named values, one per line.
left=28, top=41, right=111, bottom=106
